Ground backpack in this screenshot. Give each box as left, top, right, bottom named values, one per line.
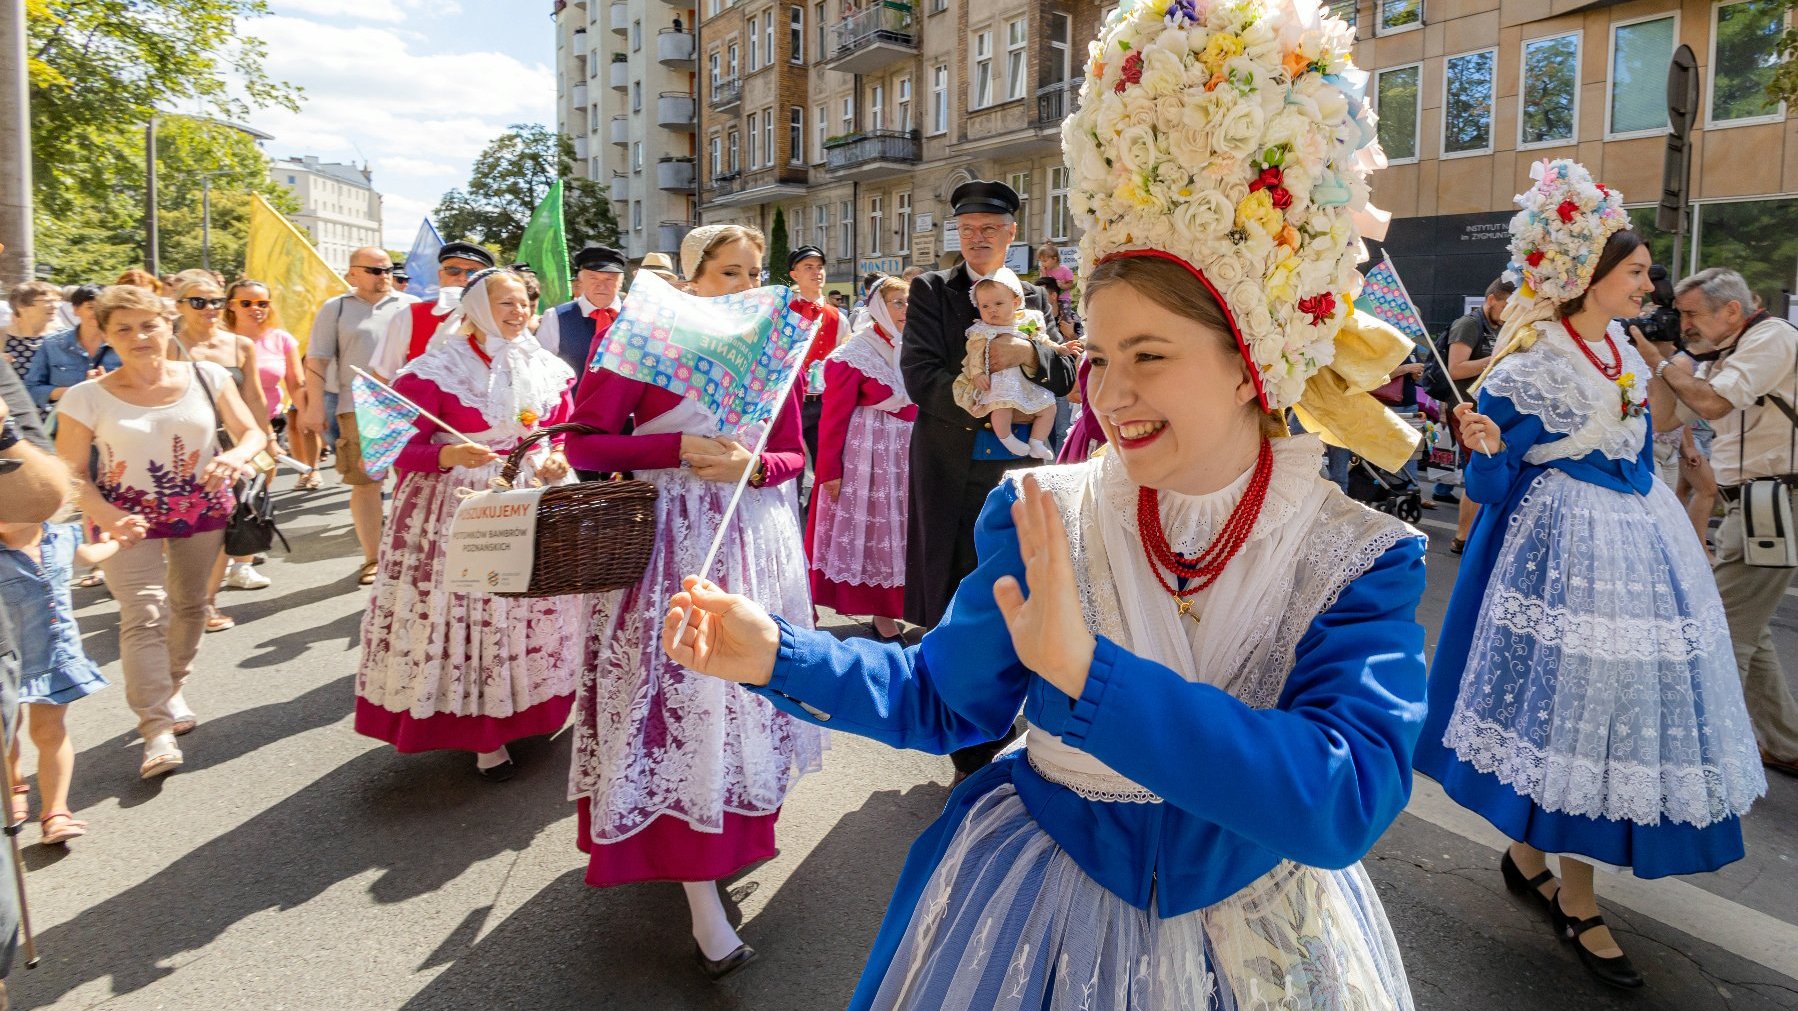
left=1421, top=314, right=1484, bottom=404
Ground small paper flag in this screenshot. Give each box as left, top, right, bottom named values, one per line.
left=350, top=372, right=421, bottom=479
left=1355, top=256, right=1428, bottom=343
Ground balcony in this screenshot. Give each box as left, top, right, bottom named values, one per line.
left=704, top=167, right=809, bottom=208
left=610, top=115, right=629, bottom=145
left=823, top=2, right=917, bottom=76
left=571, top=81, right=589, bottom=109
left=608, top=1, right=628, bottom=32
left=573, top=134, right=590, bottom=160
left=823, top=130, right=921, bottom=181
left=658, top=220, right=695, bottom=252
left=709, top=76, right=741, bottom=111
left=571, top=28, right=588, bottom=55
left=657, top=158, right=696, bottom=191
left=657, top=92, right=696, bottom=131
left=610, top=170, right=629, bottom=195
left=609, top=57, right=629, bottom=90
left=1035, top=78, right=1083, bottom=125
left=657, top=29, right=696, bottom=66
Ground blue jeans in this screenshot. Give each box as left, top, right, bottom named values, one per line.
left=323, top=391, right=341, bottom=446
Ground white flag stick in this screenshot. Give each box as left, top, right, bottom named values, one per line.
left=1381, top=254, right=1493, bottom=457
left=351, top=366, right=482, bottom=448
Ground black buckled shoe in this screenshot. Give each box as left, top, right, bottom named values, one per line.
left=694, top=942, right=758, bottom=981
left=476, top=759, right=516, bottom=783
left=1500, top=849, right=1559, bottom=924
left=1553, top=895, right=1644, bottom=990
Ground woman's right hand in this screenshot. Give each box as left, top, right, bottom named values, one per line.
left=1453, top=402, right=1501, bottom=455
left=439, top=443, right=499, bottom=470
left=662, top=576, right=779, bottom=686
left=820, top=479, right=841, bottom=501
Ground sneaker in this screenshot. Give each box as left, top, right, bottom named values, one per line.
left=224, top=562, right=271, bottom=590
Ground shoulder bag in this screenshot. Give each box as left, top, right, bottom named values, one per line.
left=190, top=360, right=289, bottom=556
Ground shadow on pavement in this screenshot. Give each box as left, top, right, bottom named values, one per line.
left=396, top=782, right=949, bottom=1011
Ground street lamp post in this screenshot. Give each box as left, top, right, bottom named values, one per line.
left=146, top=116, right=160, bottom=277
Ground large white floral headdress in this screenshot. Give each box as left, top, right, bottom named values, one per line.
left=1504, top=158, right=1629, bottom=306
left=1066, top=0, right=1393, bottom=415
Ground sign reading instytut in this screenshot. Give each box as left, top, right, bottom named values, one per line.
left=444, top=487, right=546, bottom=595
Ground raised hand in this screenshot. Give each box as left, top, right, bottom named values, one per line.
left=661, top=575, right=780, bottom=685
left=992, top=475, right=1096, bottom=699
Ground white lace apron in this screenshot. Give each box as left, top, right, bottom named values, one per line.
left=871, top=436, right=1421, bottom=1011
left=570, top=398, right=828, bottom=842
left=1442, top=322, right=1767, bottom=827
left=811, top=329, right=913, bottom=588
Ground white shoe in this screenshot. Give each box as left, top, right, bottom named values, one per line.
left=140, top=733, right=183, bottom=779
left=224, top=562, right=271, bottom=590
left=997, top=435, right=1032, bottom=458
left=1027, top=440, right=1054, bottom=461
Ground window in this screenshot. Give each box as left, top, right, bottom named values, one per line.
left=868, top=195, right=883, bottom=255
left=930, top=0, right=945, bottom=13
left=897, top=76, right=913, bottom=132
left=728, top=42, right=739, bottom=79
left=763, top=107, right=775, bottom=167
left=632, top=200, right=643, bottom=231
left=764, top=14, right=775, bottom=67
left=709, top=51, right=721, bottom=87
left=931, top=65, right=949, bottom=134
left=790, top=5, right=804, bottom=63
left=815, top=102, right=827, bottom=161
left=1008, top=171, right=1031, bottom=245
left=1376, top=0, right=1421, bottom=35
left=842, top=95, right=855, bottom=133
left=1520, top=33, right=1579, bottom=148
left=710, top=135, right=722, bottom=174
left=748, top=111, right=759, bottom=166
left=1047, top=167, right=1070, bottom=240
left=789, top=106, right=805, bottom=164
left=816, top=2, right=826, bottom=61
left=1005, top=19, right=1028, bottom=101
left=1610, top=15, right=1675, bottom=135
left=728, top=130, right=740, bottom=171
left=871, top=84, right=885, bottom=131
left=748, top=16, right=759, bottom=69
left=840, top=199, right=854, bottom=259
left=631, top=19, right=641, bottom=50
left=632, top=141, right=643, bottom=171
left=1046, top=12, right=1072, bottom=87
left=815, top=204, right=829, bottom=249
left=1694, top=197, right=1798, bottom=311
left=632, top=81, right=642, bottom=112
left=896, top=191, right=912, bottom=252
left=1374, top=64, right=1421, bottom=162
left=1712, top=1, right=1785, bottom=124
left=708, top=0, right=719, bottom=15
left=1442, top=49, right=1496, bottom=156
left=973, top=31, right=993, bottom=108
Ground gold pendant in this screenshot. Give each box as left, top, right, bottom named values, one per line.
left=1175, top=598, right=1201, bottom=624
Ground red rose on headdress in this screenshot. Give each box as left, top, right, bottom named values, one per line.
left=1556, top=199, right=1579, bottom=223
left=1114, top=51, right=1144, bottom=93
left=1270, top=187, right=1293, bottom=210
left=1297, top=292, right=1336, bottom=326
left=1526, top=249, right=1545, bottom=268
left=1249, top=166, right=1284, bottom=192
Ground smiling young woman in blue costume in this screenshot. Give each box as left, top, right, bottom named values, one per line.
left=1414, top=160, right=1765, bottom=990
left=652, top=0, right=1441, bottom=1004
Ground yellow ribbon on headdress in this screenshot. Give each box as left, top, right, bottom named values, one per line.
left=1289, top=311, right=1423, bottom=473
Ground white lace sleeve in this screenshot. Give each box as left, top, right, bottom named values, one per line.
left=1480, top=345, right=1589, bottom=437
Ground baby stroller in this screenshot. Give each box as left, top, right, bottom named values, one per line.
left=1345, top=455, right=1423, bottom=522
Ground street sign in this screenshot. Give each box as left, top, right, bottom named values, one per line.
left=1658, top=44, right=1699, bottom=237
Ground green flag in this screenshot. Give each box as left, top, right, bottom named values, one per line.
left=517, top=178, right=571, bottom=310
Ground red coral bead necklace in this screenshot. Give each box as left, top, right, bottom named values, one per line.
left=1136, top=438, right=1274, bottom=624
left=1561, top=317, right=1621, bottom=380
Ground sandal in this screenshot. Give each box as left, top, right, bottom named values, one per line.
left=170, top=692, right=197, bottom=737
left=204, top=605, right=235, bottom=632
left=9, top=784, right=28, bottom=824
left=296, top=471, right=323, bottom=491
left=358, top=559, right=379, bottom=585
left=140, top=733, right=184, bottom=780
left=38, top=811, right=87, bottom=845
left=74, top=569, right=105, bottom=589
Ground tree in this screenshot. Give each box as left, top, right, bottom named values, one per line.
left=433, top=124, right=619, bottom=262
left=34, top=116, right=297, bottom=284
left=26, top=0, right=299, bottom=220
left=768, top=207, right=791, bottom=287
left=1766, top=2, right=1798, bottom=110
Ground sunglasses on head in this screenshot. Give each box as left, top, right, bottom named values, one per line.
left=234, top=299, right=271, bottom=309
left=355, top=265, right=394, bottom=275
left=183, top=297, right=227, bottom=310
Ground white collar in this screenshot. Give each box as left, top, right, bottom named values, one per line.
left=573, top=293, right=622, bottom=316
left=963, top=261, right=1005, bottom=287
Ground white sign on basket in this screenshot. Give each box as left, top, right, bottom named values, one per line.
left=444, top=487, right=546, bottom=595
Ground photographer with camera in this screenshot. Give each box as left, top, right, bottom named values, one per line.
left=1630, top=266, right=1718, bottom=555
left=1638, top=267, right=1798, bottom=776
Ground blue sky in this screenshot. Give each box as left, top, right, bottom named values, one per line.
left=244, top=0, right=558, bottom=247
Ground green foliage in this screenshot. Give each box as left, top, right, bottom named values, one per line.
left=1763, top=1, right=1798, bottom=111
left=433, top=124, right=620, bottom=262
left=768, top=207, right=791, bottom=286
left=35, top=116, right=298, bottom=284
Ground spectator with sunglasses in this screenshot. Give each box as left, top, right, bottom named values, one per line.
left=371, top=241, right=495, bottom=381
left=224, top=279, right=317, bottom=490
left=303, top=246, right=407, bottom=586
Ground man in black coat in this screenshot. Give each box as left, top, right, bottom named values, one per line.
left=901, top=180, right=1076, bottom=775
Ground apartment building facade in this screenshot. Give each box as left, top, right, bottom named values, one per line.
left=1345, top=0, right=1795, bottom=328
left=555, top=0, right=700, bottom=261
left=270, top=156, right=383, bottom=274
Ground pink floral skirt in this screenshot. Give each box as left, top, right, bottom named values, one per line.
left=356, top=462, right=584, bottom=752
left=809, top=407, right=910, bottom=618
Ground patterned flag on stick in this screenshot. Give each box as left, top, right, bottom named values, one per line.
left=593, top=268, right=820, bottom=430
left=350, top=371, right=422, bottom=480
left=1354, top=254, right=1429, bottom=343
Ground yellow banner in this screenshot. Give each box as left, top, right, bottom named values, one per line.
left=244, top=193, right=349, bottom=357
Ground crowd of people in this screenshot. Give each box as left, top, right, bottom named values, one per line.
left=3, top=1, right=1798, bottom=1004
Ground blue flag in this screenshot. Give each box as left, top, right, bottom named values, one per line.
left=403, top=219, right=444, bottom=298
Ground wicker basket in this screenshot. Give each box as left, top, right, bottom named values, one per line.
left=492, top=422, right=659, bottom=598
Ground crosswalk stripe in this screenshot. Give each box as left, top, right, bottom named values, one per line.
left=1404, top=779, right=1798, bottom=982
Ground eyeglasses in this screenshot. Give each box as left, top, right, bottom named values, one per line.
left=961, top=224, right=1012, bottom=241
left=354, top=265, right=394, bottom=275
left=182, top=297, right=227, bottom=310
left=234, top=299, right=271, bottom=309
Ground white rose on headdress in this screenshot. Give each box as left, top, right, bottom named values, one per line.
left=1141, top=48, right=1187, bottom=96
left=1174, top=189, right=1236, bottom=241
left=1068, top=131, right=1112, bottom=186
left=1117, top=125, right=1160, bottom=176
left=1203, top=249, right=1251, bottom=287
left=1213, top=101, right=1265, bottom=160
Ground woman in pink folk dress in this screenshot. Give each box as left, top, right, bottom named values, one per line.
left=564, top=224, right=826, bottom=981
left=354, top=269, right=582, bottom=781
left=806, top=275, right=915, bottom=638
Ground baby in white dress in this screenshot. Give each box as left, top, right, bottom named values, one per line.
left=955, top=268, right=1056, bottom=460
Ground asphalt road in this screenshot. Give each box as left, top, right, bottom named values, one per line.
left=9, top=482, right=1798, bottom=1011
